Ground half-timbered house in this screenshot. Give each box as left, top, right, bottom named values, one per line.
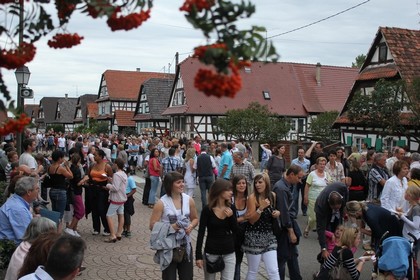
left=24, top=104, right=39, bottom=128
left=74, top=94, right=97, bottom=128
left=133, top=77, right=174, bottom=136
left=55, top=95, right=78, bottom=132
left=162, top=57, right=358, bottom=141
left=334, top=27, right=420, bottom=152
left=36, top=97, right=60, bottom=132
left=95, top=69, right=171, bottom=133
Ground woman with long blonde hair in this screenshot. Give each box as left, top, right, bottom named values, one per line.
left=184, top=148, right=197, bottom=197
left=314, top=227, right=368, bottom=279
left=242, top=173, right=281, bottom=280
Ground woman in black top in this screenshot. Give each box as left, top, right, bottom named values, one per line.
left=347, top=159, right=368, bottom=201
left=196, top=179, right=238, bottom=279
left=315, top=227, right=368, bottom=280
left=48, top=150, right=73, bottom=222
left=64, top=153, right=87, bottom=237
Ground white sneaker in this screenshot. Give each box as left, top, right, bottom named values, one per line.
left=102, top=231, right=110, bottom=236
left=72, top=230, right=81, bottom=237
left=64, top=228, right=76, bottom=236
left=91, top=230, right=99, bottom=235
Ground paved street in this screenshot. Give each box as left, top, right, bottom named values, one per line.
left=75, top=174, right=374, bottom=280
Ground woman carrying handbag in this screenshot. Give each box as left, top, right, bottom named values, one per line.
left=195, top=179, right=238, bottom=280
left=314, top=227, right=369, bottom=280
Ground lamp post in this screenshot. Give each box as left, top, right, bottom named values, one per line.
left=15, top=65, right=31, bottom=155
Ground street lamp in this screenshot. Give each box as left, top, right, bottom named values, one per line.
left=15, top=66, right=31, bottom=85
left=15, top=65, right=31, bottom=155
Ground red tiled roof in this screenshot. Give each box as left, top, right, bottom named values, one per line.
left=102, top=70, right=170, bottom=101
left=380, top=27, right=420, bottom=83
left=87, top=103, right=98, bottom=118
left=164, top=57, right=357, bottom=116
left=357, top=64, right=399, bottom=80
left=132, top=114, right=152, bottom=121
left=114, top=110, right=135, bottom=127
left=294, top=63, right=358, bottom=113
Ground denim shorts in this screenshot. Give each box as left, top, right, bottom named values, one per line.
left=106, top=203, right=124, bottom=216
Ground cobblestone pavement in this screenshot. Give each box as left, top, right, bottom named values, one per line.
left=76, top=174, right=271, bottom=280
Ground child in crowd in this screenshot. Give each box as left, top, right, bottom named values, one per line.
left=396, top=185, right=420, bottom=247
left=318, top=225, right=357, bottom=263
left=325, top=225, right=357, bottom=254
left=123, top=170, right=137, bottom=237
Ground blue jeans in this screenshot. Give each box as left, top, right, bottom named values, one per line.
left=49, top=188, right=67, bottom=219
left=292, top=181, right=307, bottom=215
left=198, top=176, right=214, bottom=208
left=149, top=176, right=160, bottom=205
left=260, top=159, right=268, bottom=172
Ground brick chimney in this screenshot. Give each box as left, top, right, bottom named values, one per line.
left=316, top=62, right=321, bottom=86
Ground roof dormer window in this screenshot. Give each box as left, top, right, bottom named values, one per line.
left=263, top=90, right=271, bottom=100
left=378, top=43, right=387, bottom=63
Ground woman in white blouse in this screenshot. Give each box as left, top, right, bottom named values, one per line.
left=380, top=160, right=410, bottom=213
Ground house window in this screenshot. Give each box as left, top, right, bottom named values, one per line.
left=263, top=91, right=271, bottom=100
left=172, top=90, right=185, bottom=106
left=99, top=84, right=108, bottom=98
left=290, top=119, right=297, bottom=132
left=297, top=119, right=304, bottom=133
left=378, top=43, right=387, bottom=63
left=141, top=93, right=147, bottom=101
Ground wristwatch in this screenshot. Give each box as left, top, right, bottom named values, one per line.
left=256, top=208, right=263, bottom=215
left=321, top=248, right=327, bottom=252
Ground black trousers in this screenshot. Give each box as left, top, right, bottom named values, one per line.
left=142, top=177, right=151, bottom=205
left=162, top=247, right=193, bottom=280
left=91, top=188, right=110, bottom=233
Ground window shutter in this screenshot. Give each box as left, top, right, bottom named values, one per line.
left=375, top=138, right=382, bottom=151
left=346, top=136, right=353, bottom=146
left=397, top=140, right=406, bottom=147
left=364, top=138, right=372, bottom=148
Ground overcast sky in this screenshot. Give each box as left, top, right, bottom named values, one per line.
left=2, top=0, right=419, bottom=105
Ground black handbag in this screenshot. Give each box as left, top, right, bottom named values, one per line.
left=205, top=254, right=225, bottom=273
left=172, top=246, right=186, bottom=263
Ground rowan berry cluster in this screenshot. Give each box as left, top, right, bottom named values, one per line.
left=55, top=0, right=76, bottom=20
left=47, top=33, right=84, bottom=49
left=194, top=63, right=242, bottom=98
left=0, top=114, right=31, bottom=136
left=107, top=9, right=151, bottom=31
left=0, top=43, right=36, bottom=70
left=194, top=43, right=227, bottom=59
left=180, top=0, right=215, bottom=12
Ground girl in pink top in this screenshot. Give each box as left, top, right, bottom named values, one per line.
left=326, top=225, right=357, bottom=254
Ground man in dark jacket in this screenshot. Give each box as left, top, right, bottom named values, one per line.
left=272, top=165, right=304, bottom=280
left=194, top=145, right=216, bottom=208
left=315, top=182, right=348, bottom=260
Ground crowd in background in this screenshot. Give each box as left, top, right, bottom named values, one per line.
left=0, top=130, right=419, bottom=279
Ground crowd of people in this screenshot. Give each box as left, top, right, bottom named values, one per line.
left=0, top=130, right=419, bottom=280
